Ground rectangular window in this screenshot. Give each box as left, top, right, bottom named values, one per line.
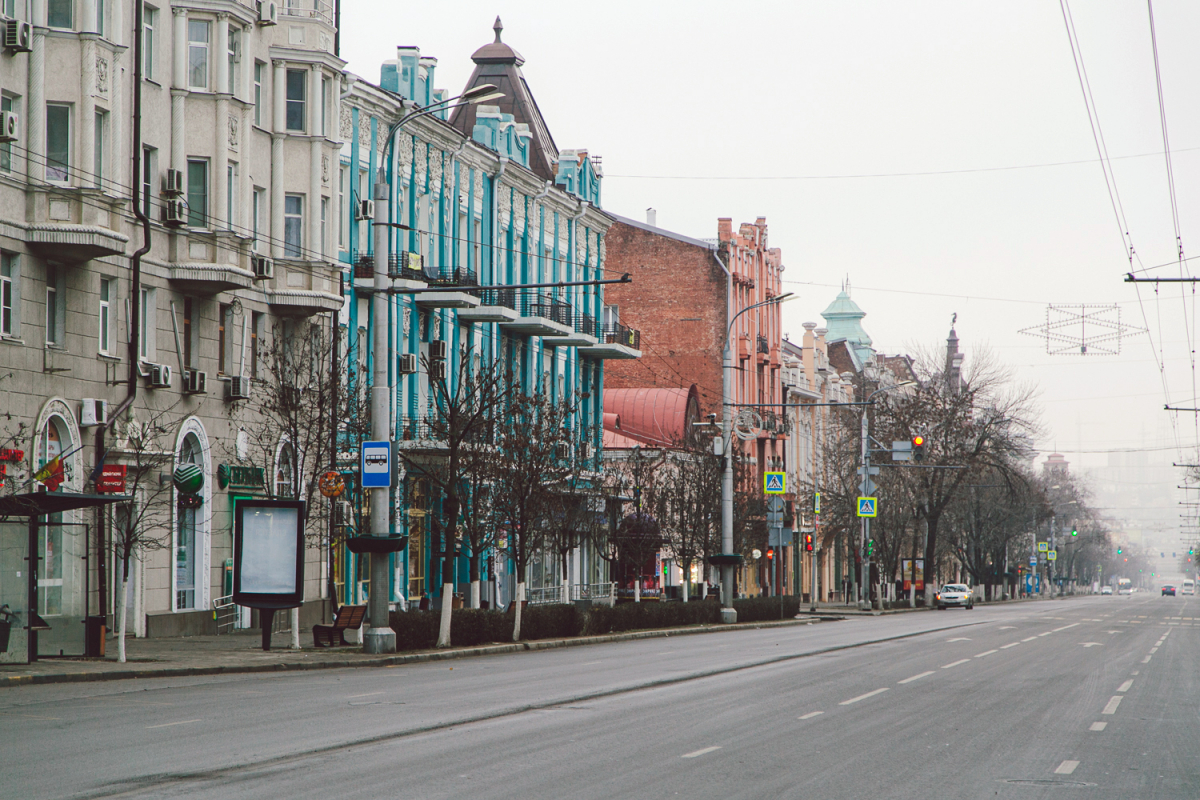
left=285, top=69, right=305, bottom=132
left=252, top=187, right=264, bottom=251
left=45, top=265, right=60, bottom=345
left=138, top=286, right=154, bottom=360
left=187, top=19, right=209, bottom=90
left=321, top=75, right=330, bottom=137
left=93, top=110, right=107, bottom=187
left=0, top=95, right=13, bottom=173
left=320, top=197, right=328, bottom=257
left=141, top=147, right=155, bottom=219
left=0, top=252, right=17, bottom=337
left=253, top=61, right=264, bottom=127
left=186, top=158, right=208, bottom=228
left=227, top=28, right=239, bottom=95
left=226, top=163, right=235, bottom=231
left=250, top=311, right=263, bottom=379
left=98, top=277, right=113, bottom=354
left=218, top=302, right=230, bottom=374
left=45, top=104, right=71, bottom=183
left=47, top=0, right=71, bottom=29
left=338, top=165, right=346, bottom=251
left=284, top=194, right=303, bottom=258
left=143, top=7, right=156, bottom=81
left=1, top=1, right=15, bottom=18
left=603, top=304, right=619, bottom=328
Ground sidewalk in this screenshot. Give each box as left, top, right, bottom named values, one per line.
left=1, top=614, right=838, bottom=689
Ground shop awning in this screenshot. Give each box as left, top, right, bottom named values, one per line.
left=0, top=491, right=130, bottom=517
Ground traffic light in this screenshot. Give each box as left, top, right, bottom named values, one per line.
left=766, top=547, right=775, bottom=561
left=867, top=538, right=876, bottom=556
left=1071, top=526, right=1077, bottom=537
left=804, top=534, right=814, bottom=552
left=912, top=435, right=925, bottom=462
left=1117, top=547, right=1122, bottom=554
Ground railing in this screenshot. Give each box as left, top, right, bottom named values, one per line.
left=281, top=0, right=335, bottom=25
left=523, top=294, right=572, bottom=326
left=574, top=312, right=598, bottom=338
left=600, top=322, right=641, bottom=350
left=212, top=594, right=238, bottom=634
left=757, top=334, right=770, bottom=355
left=478, top=287, right=517, bottom=310
left=424, top=264, right=479, bottom=289
left=388, top=252, right=426, bottom=282
left=352, top=254, right=374, bottom=280
left=571, top=582, right=617, bottom=604
left=527, top=585, right=565, bottom=605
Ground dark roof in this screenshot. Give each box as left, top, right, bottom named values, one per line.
left=449, top=17, right=559, bottom=183
left=0, top=491, right=129, bottom=517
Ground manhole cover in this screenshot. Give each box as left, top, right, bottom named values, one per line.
left=1003, top=779, right=1095, bottom=788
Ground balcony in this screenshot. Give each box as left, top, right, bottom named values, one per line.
left=267, top=262, right=342, bottom=316
left=168, top=233, right=255, bottom=294
left=756, top=334, right=770, bottom=364
left=351, top=252, right=426, bottom=292
left=416, top=265, right=482, bottom=310
left=545, top=312, right=600, bottom=348
left=738, top=334, right=752, bottom=360
left=25, top=188, right=127, bottom=262
left=458, top=287, right=520, bottom=324
left=579, top=322, right=642, bottom=360
left=498, top=294, right=574, bottom=338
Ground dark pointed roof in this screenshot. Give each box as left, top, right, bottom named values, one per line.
left=450, top=18, right=559, bottom=182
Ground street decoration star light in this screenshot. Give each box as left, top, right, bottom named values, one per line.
left=1018, top=304, right=1145, bottom=356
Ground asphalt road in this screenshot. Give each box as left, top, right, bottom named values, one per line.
left=3, top=595, right=1197, bottom=799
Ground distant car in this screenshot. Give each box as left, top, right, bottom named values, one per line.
left=1162, top=585, right=1176, bottom=596
left=935, top=584, right=974, bottom=610
left=1183, top=580, right=1195, bottom=595
left=1100, top=585, right=1113, bottom=595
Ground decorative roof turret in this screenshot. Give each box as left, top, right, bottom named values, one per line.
left=820, top=282, right=874, bottom=365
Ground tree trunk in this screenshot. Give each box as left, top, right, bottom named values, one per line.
left=682, top=575, right=689, bottom=603
left=117, top=574, right=129, bottom=663
left=470, top=580, right=480, bottom=609
left=437, top=499, right=458, bottom=648
left=469, top=553, right=481, bottom=609
left=512, top=581, right=525, bottom=641
left=437, top=581, right=453, bottom=647
left=290, top=607, right=300, bottom=649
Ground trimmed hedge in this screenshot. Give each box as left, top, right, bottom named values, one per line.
left=387, top=595, right=803, bottom=650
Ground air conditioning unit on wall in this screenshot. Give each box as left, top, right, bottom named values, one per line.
left=428, top=340, right=447, bottom=361
left=226, top=376, right=250, bottom=402
left=398, top=353, right=417, bottom=374
left=162, top=168, right=184, bottom=195
left=0, top=110, right=18, bottom=143
left=355, top=199, right=374, bottom=221
left=251, top=255, right=274, bottom=280
left=4, top=19, right=32, bottom=52
left=80, top=398, right=108, bottom=427
left=184, top=369, right=207, bottom=394
left=257, top=1, right=278, bottom=25
left=147, top=363, right=172, bottom=389
left=162, top=198, right=186, bottom=226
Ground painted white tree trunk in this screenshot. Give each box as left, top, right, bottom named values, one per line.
left=437, top=581, right=453, bottom=647
left=117, top=576, right=129, bottom=663
left=290, top=607, right=300, bottom=649
left=701, top=580, right=708, bottom=600
left=470, top=579, right=480, bottom=609
left=512, top=581, right=525, bottom=641
left=682, top=579, right=689, bottom=602
left=634, top=581, right=641, bottom=603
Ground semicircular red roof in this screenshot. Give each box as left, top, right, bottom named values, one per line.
left=603, top=386, right=699, bottom=447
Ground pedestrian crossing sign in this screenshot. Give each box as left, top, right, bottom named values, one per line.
left=764, top=471, right=786, bottom=495
left=1038, top=541, right=1049, bottom=553
left=856, top=497, right=877, bottom=517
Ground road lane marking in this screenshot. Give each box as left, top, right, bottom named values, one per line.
left=1130, top=670, right=1139, bottom=676
left=1101, top=697, right=1122, bottom=715
left=1022, top=636, right=1038, bottom=642
left=1000, top=642, right=1020, bottom=649
left=145, top=719, right=202, bottom=729
left=999, top=626, right=1016, bottom=629
left=1117, top=680, right=1133, bottom=692
left=1053, top=623, right=1080, bottom=632
left=1150, top=647, right=1158, bottom=653
left=682, top=746, right=721, bottom=758
left=1080, top=642, right=1104, bottom=648
left=946, top=637, right=971, bottom=642
left=840, top=688, right=889, bottom=705
left=1055, top=760, right=1080, bottom=775
left=347, top=692, right=385, bottom=699
left=898, top=671, right=934, bottom=684
left=798, top=711, right=824, bottom=720
left=975, top=650, right=998, bottom=658
left=1038, top=632, right=1053, bottom=637
left=1090, top=722, right=1107, bottom=731
left=1141, top=655, right=1152, bottom=663
left=942, top=659, right=970, bottom=669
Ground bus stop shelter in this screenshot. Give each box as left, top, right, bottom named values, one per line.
left=0, top=490, right=128, bottom=665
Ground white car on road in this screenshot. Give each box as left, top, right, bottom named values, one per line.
left=935, top=584, right=974, bottom=610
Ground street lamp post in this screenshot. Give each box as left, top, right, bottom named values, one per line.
left=719, top=293, right=793, bottom=623
left=362, top=84, right=503, bottom=655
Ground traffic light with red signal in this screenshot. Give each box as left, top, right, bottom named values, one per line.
left=804, top=534, right=814, bottom=552
left=766, top=547, right=775, bottom=561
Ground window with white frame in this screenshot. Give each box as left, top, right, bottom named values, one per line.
left=285, top=69, right=305, bottom=132
left=226, top=163, right=236, bottom=231
left=284, top=194, right=303, bottom=258
left=321, top=75, right=329, bottom=137
left=0, top=252, right=19, bottom=338
left=252, top=186, right=264, bottom=251
left=45, top=264, right=63, bottom=345
left=275, top=442, right=295, bottom=498
left=227, top=27, right=239, bottom=95
left=0, top=1, right=16, bottom=18
left=143, top=7, right=156, bottom=81
left=338, top=164, right=346, bottom=251
left=141, top=146, right=156, bottom=219
left=98, top=277, right=113, bottom=354
left=186, top=158, right=208, bottom=228
left=320, top=197, right=328, bottom=257
left=0, top=95, right=15, bottom=174
left=187, top=20, right=210, bottom=90
left=138, top=286, right=156, bottom=361
left=94, top=110, right=107, bottom=187
left=253, top=61, right=264, bottom=127
left=45, top=104, right=71, bottom=183
left=47, top=0, right=71, bottom=29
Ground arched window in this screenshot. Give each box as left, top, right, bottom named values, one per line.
left=176, top=433, right=201, bottom=610
left=36, top=415, right=69, bottom=616
left=275, top=442, right=295, bottom=498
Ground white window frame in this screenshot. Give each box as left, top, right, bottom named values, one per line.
left=141, top=146, right=156, bottom=219
left=320, top=196, right=328, bottom=258
left=253, top=61, right=264, bottom=127
left=226, top=163, right=236, bottom=231
left=46, top=0, right=72, bottom=29
left=143, top=7, right=157, bottom=81
left=227, top=27, right=239, bottom=96
left=45, top=103, right=71, bottom=184
left=252, top=186, right=264, bottom=252
left=285, top=68, right=305, bottom=133
left=187, top=19, right=210, bottom=91
left=0, top=252, right=19, bottom=339
left=45, top=264, right=64, bottom=346
left=284, top=194, right=303, bottom=259
left=321, top=75, right=330, bottom=137
left=186, top=158, right=209, bottom=228
left=0, top=95, right=14, bottom=174
left=138, top=286, right=156, bottom=361
left=93, top=110, right=107, bottom=187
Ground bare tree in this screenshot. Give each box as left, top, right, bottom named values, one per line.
left=607, top=445, right=666, bottom=601
left=658, top=436, right=722, bottom=601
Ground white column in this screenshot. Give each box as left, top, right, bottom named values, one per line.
left=81, top=35, right=96, bottom=187
left=26, top=0, right=45, bottom=187
left=271, top=59, right=286, bottom=259
left=240, top=25, right=253, bottom=234
left=212, top=15, right=229, bottom=231
left=171, top=8, right=187, bottom=176
left=308, top=64, right=321, bottom=259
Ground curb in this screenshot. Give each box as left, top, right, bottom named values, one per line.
left=0, top=615, right=836, bottom=689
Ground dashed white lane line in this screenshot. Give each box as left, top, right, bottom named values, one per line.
left=798, top=711, right=823, bottom=720
left=975, top=649, right=998, bottom=658
left=145, top=719, right=202, bottom=729
left=1090, top=722, right=1107, bottom=731
left=1053, top=623, right=1081, bottom=632
left=1141, top=655, right=1152, bottom=663
left=1000, top=642, right=1021, bottom=649
left=1117, top=680, right=1134, bottom=693
left=942, top=659, right=971, bottom=669
left=682, top=746, right=721, bottom=759
left=840, top=688, right=889, bottom=705
left=1055, top=760, right=1080, bottom=775
left=1038, top=632, right=1053, bottom=637
left=1150, top=647, right=1159, bottom=653
left=347, top=692, right=385, bottom=699
left=1102, top=696, right=1123, bottom=715
left=999, top=626, right=1016, bottom=630
left=898, top=671, right=934, bottom=685
left=1021, top=636, right=1038, bottom=642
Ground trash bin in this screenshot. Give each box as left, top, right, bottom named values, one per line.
left=0, top=620, right=10, bottom=653
left=84, top=616, right=106, bottom=657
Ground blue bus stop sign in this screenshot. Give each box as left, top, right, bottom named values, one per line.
left=361, top=441, right=391, bottom=488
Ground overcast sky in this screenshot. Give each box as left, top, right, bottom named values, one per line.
left=342, top=1, right=1200, bottom=503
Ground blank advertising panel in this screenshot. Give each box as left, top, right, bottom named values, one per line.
left=233, top=499, right=305, bottom=609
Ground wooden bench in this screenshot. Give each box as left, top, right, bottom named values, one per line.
left=312, top=604, right=366, bottom=647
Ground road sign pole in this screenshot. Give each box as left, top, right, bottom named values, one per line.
left=859, top=409, right=869, bottom=610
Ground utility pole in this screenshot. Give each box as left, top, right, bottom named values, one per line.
left=719, top=337, right=737, bottom=623
left=859, top=409, right=870, bottom=610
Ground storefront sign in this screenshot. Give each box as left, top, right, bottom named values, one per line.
left=95, top=464, right=127, bottom=493
left=216, top=463, right=264, bottom=490
left=0, top=448, right=23, bottom=462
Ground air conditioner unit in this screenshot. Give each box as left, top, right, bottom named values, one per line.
left=251, top=254, right=274, bottom=280
left=257, top=0, right=278, bottom=25
left=355, top=199, right=374, bottom=221
left=162, top=198, right=186, bottom=226
left=184, top=369, right=207, bottom=394
left=147, top=363, right=172, bottom=389
left=428, top=340, right=447, bottom=361
left=0, top=110, right=17, bottom=143
left=334, top=500, right=353, bottom=528
left=226, top=375, right=250, bottom=401
left=397, top=353, right=417, bottom=374
left=162, top=168, right=184, bottom=195
left=428, top=360, right=446, bottom=381
left=4, top=19, right=32, bottom=52
left=80, top=398, right=108, bottom=427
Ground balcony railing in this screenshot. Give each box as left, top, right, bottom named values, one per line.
left=424, top=264, right=479, bottom=289
left=574, top=312, right=598, bottom=338
left=600, top=322, right=641, bottom=350
left=523, top=294, right=572, bottom=326
left=388, top=252, right=427, bottom=282
left=478, top=287, right=517, bottom=310
left=281, top=0, right=334, bottom=25
left=757, top=334, right=770, bottom=355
